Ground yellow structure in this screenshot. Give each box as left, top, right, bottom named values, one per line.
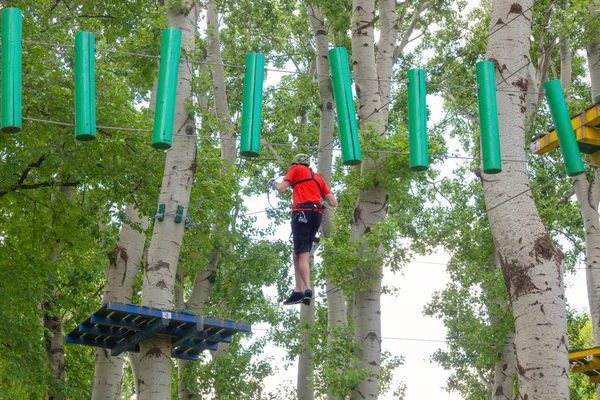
left=569, top=347, right=600, bottom=383
left=531, top=102, right=600, bottom=166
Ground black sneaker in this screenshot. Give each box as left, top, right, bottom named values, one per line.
left=302, top=289, right=313, bottom=306
left=283, top=291, right=304, bottom=305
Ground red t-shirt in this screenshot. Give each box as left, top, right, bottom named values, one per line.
left=283, top=165, right=331, bottom=212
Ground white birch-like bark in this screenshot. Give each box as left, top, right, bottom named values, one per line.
left=489, top=255, right=516, bottom=400
left=482, top=0, right=570, bottom=398
left=292, top=63, right=318, bottom=399
left=92, top=204, right=148, bottom=400
left=207, top=0, right=236, bottom=164
left=577, top=169, right=600, bottom=400
left=574, top=11, right=600, bottom=395
left=298, top=260, right=316, bottom=400
left=560, top=39, right=572, bottom=90
left=349, top=0, right=398, bottom=398
left=177, top=2, right=236, bottom=396
left=138, top=1, right=199, bottom=398
left=571, top=2, right=600, bottom=397
left=308, top=7, right=348, bottom=399
left=491, top=328, right=516, bottom=400
left=588, top=0, right=600, bottom=101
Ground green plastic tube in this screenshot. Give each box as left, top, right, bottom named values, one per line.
left=407, top=69, right=428, bottom=171
left=476, top=61, right=502, bottom=174
left=152, top=28, right=182, bottom=149
left=328, top=47, right=362, bottom=166
left=2, top=8, right=22, bottom=133
left=544, top=80, right=584, bottom=176
left=240, top=52, right=264, bottom=157
left=74, top=32, right=96, bottom=141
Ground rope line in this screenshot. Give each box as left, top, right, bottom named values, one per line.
left=22, top=115, right=571, bottom=166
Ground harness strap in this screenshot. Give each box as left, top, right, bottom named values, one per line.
left=296, top=202, right=322, bottom=210
left=291, top=167, right=322, bottom=194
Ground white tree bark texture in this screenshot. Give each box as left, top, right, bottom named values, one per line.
left=588, top=0, right=600, bottom=98
left=92, top=203, right=148, bottom=400
left=308, top=6, right=350, bottom=399
left=482, top=0, right=570, bottom=398
left=492, top=328, right=517, bottom=400
left=298, top=296, right=316, bottom=400
left=490, top=254, right=516, bottom=400
left=179, top=1, right=237, bottom=397
left=138, top=1, right=199, bottom=398
left=577, top=3, right=600, bottom=396
left=349, top=0, right=398, bottom=398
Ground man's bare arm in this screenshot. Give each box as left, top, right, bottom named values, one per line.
left=323, top=193, right=337, bottom=207
left=274, top=180, right=291, bottom=193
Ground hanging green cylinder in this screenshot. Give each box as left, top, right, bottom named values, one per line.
left=152, top=28, right=182, bottom=150
left=476, top=61, right=502, bottom=174
left=2, top=8, right=22, bottom=133
left=407, top=69, right=428, bottom=171
left=328, top=47, right=362, bottom=166
left=74, top=32, right=96, bottom=141
left=544, top=79, right=584, bottom=176
left=240, top=52, right=264, bottom=157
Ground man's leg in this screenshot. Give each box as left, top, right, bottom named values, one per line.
left=293, top=252, right=302, bottom=292
left=295, top=251, right=311, bottom=291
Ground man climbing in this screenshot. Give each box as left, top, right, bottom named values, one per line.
left=268, top=153, right=338, bottom=306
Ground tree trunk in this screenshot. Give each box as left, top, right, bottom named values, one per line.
left=298, top=286, right=316, bottom=400
left=174, top=266, right=196, bottom=400
left=349, top=0, right=397, bottom=398
left=573, top=2, right=600, bottom=397
left=138, top=1, right=199, bottom=398
left=588, top=0, right=600, bottom=100
left=207, top=0, right=236, bottom=164
left=44, top=186, right=72, bottom=400
left=177, top=1, right=236, bottom=396
left=491, top=328, right=516, bottom=400
left=92, top=204, right=147, bottom=400
left=559, top=39, right=572, bottom=90
left=482, top=0, right=570, bottom=398
left=43, top=292, right=64, bottom=400
left=575, top=14, right=600, bottom=395
left=489, top=255, right=516, bottom=400
left=308, top=6, right=348, bottom=398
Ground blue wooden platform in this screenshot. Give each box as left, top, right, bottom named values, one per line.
left=65, top=302, right=251, bottom=360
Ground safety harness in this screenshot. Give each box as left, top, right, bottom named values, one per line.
left=291, top=167, right=323, bottom=212
left=290, top=166, right=323, bottom=244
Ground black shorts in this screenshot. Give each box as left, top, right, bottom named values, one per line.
left=291, top=210, right=323, bottom=254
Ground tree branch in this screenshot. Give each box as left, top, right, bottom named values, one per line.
left=261, top=140, right=285, bottom=167
left=0, top=180, right=79, bottom=198
left=78, top=14, right=118, bottom=19
left=557, top=189, right=575, bottom=204
left=394, top=2, right=429, bottom=60
left=536, top=0, right=558, bottom=99
left=17, top=155, right=47, bottom=186
left=441, top=88, right=479, bottom=124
